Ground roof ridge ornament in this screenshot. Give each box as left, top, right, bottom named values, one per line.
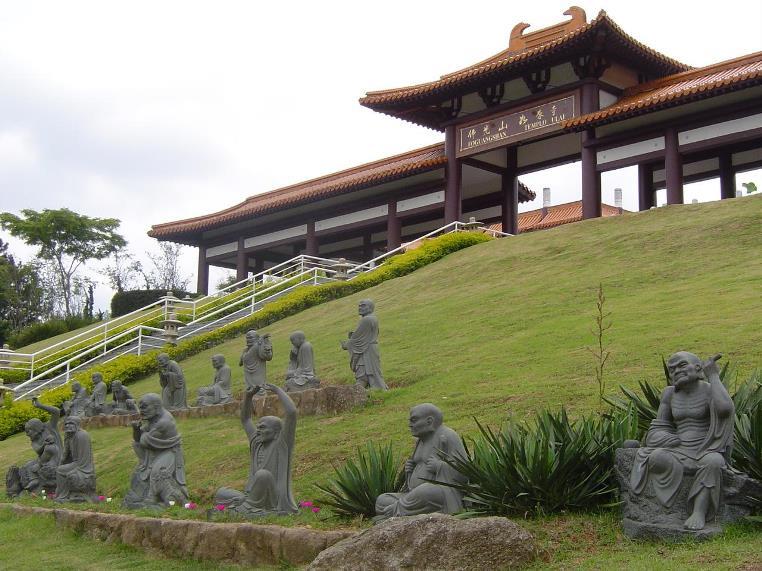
left=509, top=6, right=587, bottom=53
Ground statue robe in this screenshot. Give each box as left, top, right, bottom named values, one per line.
left=197, top=365, right=233, bottom=405
left=159, top=360, right=187, bottom=409
left=55, top=429, right=96, bottom=501
left=285, top=342, right=318, bottom=391
left=240, top=338, right=272, bottom=390
left=348, top=313, right=387, bottom=390
left=86, top=381, right=107, bottom=416
left=112, top=386, right=136, bottom=413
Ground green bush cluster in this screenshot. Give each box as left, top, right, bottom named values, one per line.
left=8, top=316, right=99, bottom=349
left=0, top=232, right=491, bottom=440
left=111, top=289, right=194, bottom=318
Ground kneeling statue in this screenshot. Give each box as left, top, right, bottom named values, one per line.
left=213, top=383, right=298, bottom=517
left=375, top=403, right=466, bottom=522
left=55, top=415, right=96, bottom=502
left=123, top=393, right=189, bottom=509
left=196, top=354, right=233, bottom=406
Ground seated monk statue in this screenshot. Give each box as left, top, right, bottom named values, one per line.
left=63, top=381, right=89, bottom=418
left=213, top=383, right=298, bottom=518
left=158, top=353, right=187, bottom=410
left=55, top=415, right=96, bottom=502
left=630, top=352, right=734, bottom=530
left=196, top=354, right=233, bottom=406
left=110, top=380, right=137, bottom=414
left=123, top=393, right=189, bottom=509
left=7, top=398, right=62, bottom=496
left=85, top=373, right=107, bottom=416
left=375, top=403, right=466, bottom=522
left=284, top=331, right=320, bottom=392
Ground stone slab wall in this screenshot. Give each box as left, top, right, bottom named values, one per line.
left=9, top=504, right=358, bottom=567
left=81, top=384, right=367, bottom=429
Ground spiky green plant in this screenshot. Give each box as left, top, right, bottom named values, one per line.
left=315, top=441, right=406, bottom=518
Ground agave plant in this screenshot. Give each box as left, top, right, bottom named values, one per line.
left=315, top=441, right=406, bottom=518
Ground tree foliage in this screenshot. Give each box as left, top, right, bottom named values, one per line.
left=144, top=242, right=190, bottom=291
left=0, top=238, right=45, bottom=344
left=0, top=208, right=126, bottom=317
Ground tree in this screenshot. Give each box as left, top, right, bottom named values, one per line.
left=101, top=249, right=145, bottom=293
left=144, top=242, right=190, bottom=291
left=0, top=238, right=46, bottom=341
left=741, top=182, right=758, bottom=195
left=0, top=209, right=126, bottom=317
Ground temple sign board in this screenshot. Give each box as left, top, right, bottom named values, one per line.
left=457, top=94, right=577, bottom=157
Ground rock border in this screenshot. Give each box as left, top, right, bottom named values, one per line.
left=7, top=504, right=358, bottom=567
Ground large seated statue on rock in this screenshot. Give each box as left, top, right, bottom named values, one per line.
left=375, top=403, right=466, bottom=522
left=618, top=352, right=762, bottom=540
left=123, top=393, right=189, bottom=509
left=213, top=383, right=298, bottom=518
left=341, top=299, right=388, bottom=390
left=240, top=330, right=273, bottom=394
left=284, top=331, right=320, bottom=392
left=158, top=353, right=187, bottom=410
left=196, top=354, right=233, bottom=406
left=55, top=415, right=96, bottom=502
left=110, top=380, right=137, bottom=414
left=85, top=373, right=107, bottom=417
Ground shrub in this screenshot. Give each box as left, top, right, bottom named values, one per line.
left=7, top=316, right=99, bottom=349
left=315, top=441, right=406, bottom=518
left=111, top=289, right=194, bottom=318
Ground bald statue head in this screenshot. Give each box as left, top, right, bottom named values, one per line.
left=24, top=418, right=45, bottom=439
left=211, top=354, right=225, bottom=369
left=408, top=403, right=444, bottom=438
left=289, top=331, right=306, bottom=348
left=63, top=415, right=82, bottom=435
left=255, top=415, right=283, bottom=443
left=667, top=351, right=704, bottom=390
left=358, top=299, right=375, bottom=316
left=138, top=393, right=164, bottom=421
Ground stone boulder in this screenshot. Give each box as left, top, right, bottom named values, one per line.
left=308, top=513, right=536, bottom=571
left=615, top=447, right=762, bottom=541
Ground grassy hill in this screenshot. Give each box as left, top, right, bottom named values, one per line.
left=2, top=195, right=762, bottom=568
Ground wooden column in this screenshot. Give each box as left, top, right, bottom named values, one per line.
left=387, top=199, right=401, bottom=251
left=306, top=220, right=318, bottom=256
left=236, top=237, right=248, bottom=282
left=253, top=256, right=264, bottom=275
left=501, top=147, right=519, bottom=234
left=292, top=243, right=301, bottom=257
left=665, top=127, right=683, bottom=205
left=196, top=245, right=209, bottom=295
left=719, top=152, right=735, bottom=199
left=363, top=232, right=374, bottom=260
left=444, top=124, right=462, bottom=224
left=580, top=83, right=601, bottom=219
left=637, top=163, right=655, bottom=211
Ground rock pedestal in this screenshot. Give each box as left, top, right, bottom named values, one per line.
left=615, top=447, right=762, bottom=541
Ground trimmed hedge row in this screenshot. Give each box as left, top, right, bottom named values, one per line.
left=0, top=232, right=491, bottom=440
left=111, top=289, right=194, bottom=318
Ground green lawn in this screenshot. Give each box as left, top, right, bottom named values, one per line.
left=2, top=195, right=762, bottom=568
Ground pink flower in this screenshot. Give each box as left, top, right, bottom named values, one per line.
left=48, top=493, right=56, bottom=499
left=311, top=507, right=320, bottom=513
left=98, top=495, right=106, bottom=501
left=299, top=501, right=313, bottom=508
left=215, top=504, right=226, bottom=511
left=184, top=502, right=197, bottom=510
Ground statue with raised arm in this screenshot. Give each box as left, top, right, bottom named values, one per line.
left=240, top=330, right=273, bottom=395
left=213, top=383, right=298, bottom=518
left=63, top=381, right=89, bottom=417
left=157, top=353, right=187, bottom=410
left=374, top=403, right=466, bottom=522
left=6, top=398, right=62, bottom=497
left=55, top=415, right=96, bottom=502
left=123, top=393, right=188, bottom=509
left=85, top=372, right=107, bottom=416
left=196, top=354, right=233, bottom=406
left=109, top=380, right=137, bottom=414
left=284, top=331, right=320, bottom=392
left=341, top=299, right=388, bottom=390
left=629, top=352, right=735, bottom=531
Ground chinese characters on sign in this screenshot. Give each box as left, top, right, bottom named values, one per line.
left=457, top=94, right=577, bottom=157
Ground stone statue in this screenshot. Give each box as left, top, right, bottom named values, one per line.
left=628, top=352, right=735, bottom=531
left=213, top=383, right=298, bottom=518
left=375, top=404, right=466, bottom=522
left=341, top=299, right=388, bottom=390
left=110, top=380, right=137, bottom=414
left=63, top=381, right=89, bottom=417
left=123, top=393, right=189, bottom=509
left=55, top=415, right=96, bottom=502
left=196, top=354, right=233, bottom=406
left=85, top=373, right=107, bottom=416
left=158, top=353, right=187, bottom=410
left=284, top=331, right=320, bottom=392
left=240, top=330, right=273, bottom=394
left=6, top=398, right=62, bottom=497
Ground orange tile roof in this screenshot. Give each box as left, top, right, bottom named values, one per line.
left=360, top=10, right=688, bottom=119
left=564, top=52, right=762, bottom=130
left=488, top=201, right=624, bottom=233
left=149, top=143, right=535, bottom=241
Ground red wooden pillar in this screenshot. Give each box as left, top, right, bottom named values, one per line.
left=236, top=237, right=248, bottom=282
left=501, top=147, right=519, bottom=234
left=196, top=245, right=208, bottom=295
left=363, top=232, right=374, bottom=259
left=637, top=163, right=655, bottom=211
left=580, top=83, right=601, bottom=219
left=719, top=152, right=735, bottom=200
left=665, top=127, right=683, bottom=205
left=306, top=220, right=318, bottom=256
left=444, top=124, right=462, bottom=224
left=387, top=199, right=401, bottom=251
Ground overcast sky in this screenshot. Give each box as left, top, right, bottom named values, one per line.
left=1, top=0, right=760, bottom=312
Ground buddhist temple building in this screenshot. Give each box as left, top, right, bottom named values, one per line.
left=150, top=7, right=762, bottom=294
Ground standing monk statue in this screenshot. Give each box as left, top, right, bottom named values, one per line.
left=375, top=403, right=466, bottom=521
left=213, top=383, right=298, bottom=518
left=240, top=330, right=273, bottom=395
left=284, top=331, right=320, bottom=392
left=157, top=353, right=187, bottom=410
left=55, top=415, right=97, bottom=502
left=123, top=393, right=188, bottom=509
left=630, top=352, right=734, bottom=530
left=341, top=299, right=388, bottom=390
left=196, top=354, right=233, bottom=406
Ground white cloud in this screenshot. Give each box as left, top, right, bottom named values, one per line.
left=0, top=130, right=37, bottom=172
